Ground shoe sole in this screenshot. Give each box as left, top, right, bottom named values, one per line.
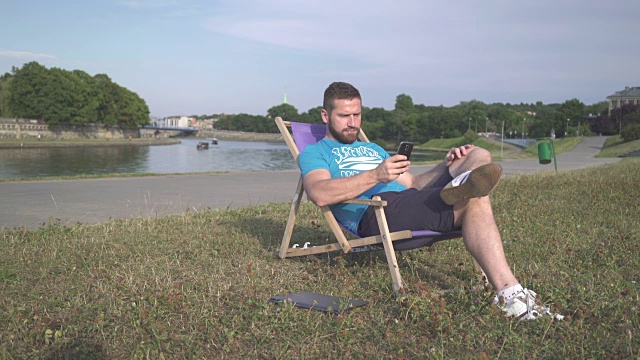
left=440, top=163, right=503, bottom=205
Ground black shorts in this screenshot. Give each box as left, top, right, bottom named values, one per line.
left=357, top=170, right=457, bottom=237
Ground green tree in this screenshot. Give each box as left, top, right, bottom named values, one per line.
left=298, top=106, right=323, bottom=124
left=70, top=70, right=101, bottom=124
left=3, top=62, right=149, bottom=127
left=113, top=87, right=150, bottom=127
left=394, top=94, right=414, bottom=114
left=0, top=72, right=14, bottom=117
left=267, top=103, right=299, bottom=121
left=362, top=107, right=392, bottom=141
left=6, top=62, right=53, bottom=121
left=414, top=111, right=438, bottom=142
left=216, top=113, right=275, bottom=133
left=584, top=101, right=608, bottom=117
left=556, top=99, right=586, bottom=129
left=386, top=94, right=416, bottom=143
left=94, top=74, right=119, bottom=126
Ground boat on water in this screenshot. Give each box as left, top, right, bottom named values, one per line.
left=211, top=138, right=218, bottom=145
left=197, top=141, right=209, bottom=150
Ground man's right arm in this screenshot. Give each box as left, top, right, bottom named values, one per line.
left=303, top=155, right=410, bottom=207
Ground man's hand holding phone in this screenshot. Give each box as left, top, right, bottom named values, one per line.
left=397, top=141, right=413, bottom=161
left=395, top=141, right=413, bottom=175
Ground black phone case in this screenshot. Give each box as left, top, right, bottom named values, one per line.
left=397, top=142, right=413, bottom=160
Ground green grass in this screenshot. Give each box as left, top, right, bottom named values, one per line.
left=420, top=136, right=522, bottom=160
left=597, top=135, right=640, bottom=158
left=421, top=137, right=465, bottom=150
left=1, top=159, right=639, bottom=358
left=512, top=137, right=583, bottom=159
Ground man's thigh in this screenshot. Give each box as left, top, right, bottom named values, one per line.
left=358, top=187, right=457, bottom=237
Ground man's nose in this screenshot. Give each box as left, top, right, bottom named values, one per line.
left=347, top=115, right=356, bottom=127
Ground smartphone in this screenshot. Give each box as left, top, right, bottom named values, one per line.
left=397, top=141, right=413, bottom=161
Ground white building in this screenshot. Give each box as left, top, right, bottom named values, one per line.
left=165, top=116, right=193, bottom=128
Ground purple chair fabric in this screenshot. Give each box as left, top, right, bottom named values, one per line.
left=288, top=121, right=462, bottom=251
left=290, top=121, right=326, bottom=153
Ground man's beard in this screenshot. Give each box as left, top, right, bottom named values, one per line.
left=328, top=121, right=360, bottom=144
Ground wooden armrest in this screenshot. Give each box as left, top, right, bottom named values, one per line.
left=342, top=198, right=387, bottom=206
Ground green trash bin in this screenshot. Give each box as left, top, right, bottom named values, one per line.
left=538, top=142, right=551, bottom=164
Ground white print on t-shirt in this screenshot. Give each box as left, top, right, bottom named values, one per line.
left=331, top=146, right=384, bottom=177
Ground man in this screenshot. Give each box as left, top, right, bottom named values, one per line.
left=298, top=81, right=561, bottom=320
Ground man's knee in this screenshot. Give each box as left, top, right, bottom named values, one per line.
left=468, top=146, right=493, bottom=163
left=453, top=197, right=494, bottom=227
left=450, top=147, right=493, bottom=176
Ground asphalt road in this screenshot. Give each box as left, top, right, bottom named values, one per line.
left=0, top=136, right=621, bottom=230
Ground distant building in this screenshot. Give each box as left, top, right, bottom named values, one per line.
left=165, top=116, right=193, bottom=128
left=191, top=118, right=216, bottom=130
left=606, top=86, right=640, bottom=114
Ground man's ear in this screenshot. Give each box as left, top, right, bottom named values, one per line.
left=321, top=109, right=329, bottom=124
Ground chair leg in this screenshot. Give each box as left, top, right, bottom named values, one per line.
left=279, top=177, right=304, bottom=259
left=372, top=196, right=403, bottom=293
left=321, top=207, right=352, bottom=253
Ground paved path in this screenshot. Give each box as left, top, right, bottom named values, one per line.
left=0, top=136, right=621, bottom=230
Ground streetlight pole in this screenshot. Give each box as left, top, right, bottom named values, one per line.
left=566, top=118, right=569, bottom=136
left=468, top=118, right=471, bottom=131
left=522, top=118, right=526, bottom=139
left=501, top=121, right=504, bottom=158
left=578, top=121, right=581, bottom=137
left=475, top=118, right=478, bottom=133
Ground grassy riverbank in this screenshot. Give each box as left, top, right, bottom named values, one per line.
left=421, top=136, right=585, bottom=161
left=1, top=159, right=638, bottom=358
left=597, top=135, right=640, bottom=158
left=0, top=138, right=180, bottom=149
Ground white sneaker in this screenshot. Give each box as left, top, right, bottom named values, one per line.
left=495, top=288, right=564, bottom=321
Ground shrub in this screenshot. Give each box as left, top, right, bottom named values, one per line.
left=621, top=123, right=640, bottom=142
left=463, top=129, right=479, bottom=144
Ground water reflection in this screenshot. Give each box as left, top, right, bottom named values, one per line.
left=0, top=138, right=442, bottom=179
left=0, top=139, right=299, bottom=179
left=141, top=138, right=298, bottom=173
left=0, top=146, right=149, bottom=178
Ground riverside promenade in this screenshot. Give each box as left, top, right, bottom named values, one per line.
left=0, top=136, right=621, bottom=230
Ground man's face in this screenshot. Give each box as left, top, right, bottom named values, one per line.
left=322, top=98, right=362, bottom=144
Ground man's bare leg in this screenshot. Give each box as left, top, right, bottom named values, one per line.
left=445, top=147, right=517, bottom=291
left=453, top=197, right=518, bottom=292
left=446, top=148, right=562, bottom=319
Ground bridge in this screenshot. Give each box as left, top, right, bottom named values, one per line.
left=143, top=125, right=198, bottom=134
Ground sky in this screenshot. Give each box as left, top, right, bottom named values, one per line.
left=1, top=1, right=639, bottom=118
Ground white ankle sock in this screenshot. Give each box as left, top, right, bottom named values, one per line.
left=497, top=284, right=524, bottom=302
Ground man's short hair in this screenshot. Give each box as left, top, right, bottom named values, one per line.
left=323, top=82, right=361, bottom=114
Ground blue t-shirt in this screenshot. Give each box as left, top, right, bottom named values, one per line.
left=298, top=137, right=407, bottom=233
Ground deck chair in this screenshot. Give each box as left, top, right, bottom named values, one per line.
left=275, top=117, right=482, bottom=293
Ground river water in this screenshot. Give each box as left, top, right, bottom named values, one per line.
left=0, top=138, right=441, bottom=179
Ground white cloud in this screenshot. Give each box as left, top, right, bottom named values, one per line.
left=203, top=1, right=459, bottom=71
left=0, top=49, right=58, bottom=62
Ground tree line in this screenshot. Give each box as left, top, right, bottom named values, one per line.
left=203, top=95, right=640, bottom=145
left=2, top=61, right=638, bottom=143
left=0, top=62, right=150, bottom=127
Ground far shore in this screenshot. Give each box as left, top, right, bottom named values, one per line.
left=0, top=137, right=180, bottom=149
